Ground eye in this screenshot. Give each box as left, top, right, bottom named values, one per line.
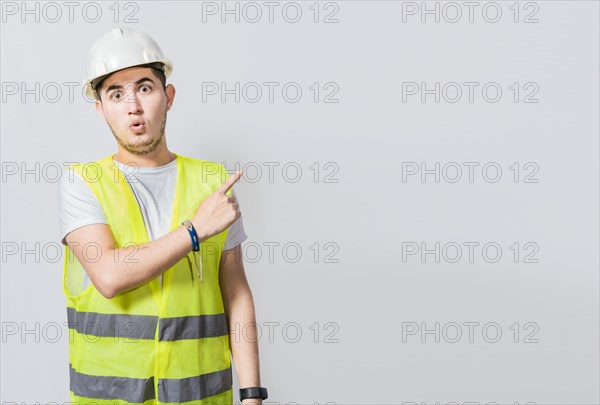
left=110, top=91, right=122, bottom=102
left=139, top=84, right=152, bottom=93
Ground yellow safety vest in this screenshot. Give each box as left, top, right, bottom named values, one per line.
left=62, top=153, right=233, bottom=405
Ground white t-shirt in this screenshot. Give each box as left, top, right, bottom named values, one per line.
left=58, top=158, right=247, bottom=290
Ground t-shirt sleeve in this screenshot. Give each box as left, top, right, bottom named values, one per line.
left=57, top=168, right=108, bottom=246
left=223, top=189, right=248, bottom=251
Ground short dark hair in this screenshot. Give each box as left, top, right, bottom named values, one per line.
left=94, top=63, right=167, bottom=101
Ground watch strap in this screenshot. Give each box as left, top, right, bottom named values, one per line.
left=239, top=387, right=268, bottom=400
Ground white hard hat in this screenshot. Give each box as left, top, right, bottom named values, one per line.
left=83, top=28, right=173, bottom=99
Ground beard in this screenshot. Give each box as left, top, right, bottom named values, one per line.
left=109, top=108, right=168, bottom=156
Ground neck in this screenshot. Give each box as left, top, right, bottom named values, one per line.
left=113, top=143, right=176, bottom=168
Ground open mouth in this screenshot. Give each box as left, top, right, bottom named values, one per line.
left=130, top=122, right=146, bottom=132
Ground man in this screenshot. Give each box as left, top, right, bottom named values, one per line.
left=58, top=28, right=267, bottom=405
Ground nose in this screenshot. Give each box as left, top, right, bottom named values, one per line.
left=125, top=91, right=143, bottom=114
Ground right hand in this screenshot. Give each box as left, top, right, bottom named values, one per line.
left=192, top=170, right=243, bottom=241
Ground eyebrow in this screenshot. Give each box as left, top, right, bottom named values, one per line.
left=104, top=77, right=156, bottom=94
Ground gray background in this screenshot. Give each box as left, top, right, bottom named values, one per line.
left=1, top=1, right=598, bottom=404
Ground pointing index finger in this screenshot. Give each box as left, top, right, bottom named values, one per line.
left=219, top=170, right=243, bottom=194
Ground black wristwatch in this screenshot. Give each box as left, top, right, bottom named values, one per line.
left=239, top=387, right=268, bottom=401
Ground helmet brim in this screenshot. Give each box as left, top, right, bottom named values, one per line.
left=83, top=59, right=173, bottom=100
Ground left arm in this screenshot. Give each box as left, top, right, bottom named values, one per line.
left=219, top=243, right=263, bottom=405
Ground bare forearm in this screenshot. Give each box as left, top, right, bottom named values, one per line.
left=68, top=171, right=242, bottom=299
left=97, top=225, right=192, bottom=297
left=227, top=292, right=261, bottom=389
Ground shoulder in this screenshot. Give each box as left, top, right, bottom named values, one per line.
left=58, top=165, right=86, bottom=194
left=176, top=154, right=229, bottom=183
left=64, top=155, right=114, bottom=183
left=177, top=154, right=225, bottom=169
left=58, top=164, right=102, bottom=203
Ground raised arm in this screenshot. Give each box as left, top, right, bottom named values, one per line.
left=66, top=170, right=243, bottom=298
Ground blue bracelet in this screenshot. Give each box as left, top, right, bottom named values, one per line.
left=182, top=220, right=200, bottom=252
left=182, top=220, right=203, bottom=283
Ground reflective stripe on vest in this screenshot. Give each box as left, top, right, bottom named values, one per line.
left=69, top=363, right=233, bottom=403
left=70, top=363, right=156, bottom=402
left=63, top=154, right=233, bottom=404
left=67, top=307, right=228, bottom=340
left=158, top=367, right=233, bottom=403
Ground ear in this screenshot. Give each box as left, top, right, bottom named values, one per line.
left=95, top=99, right=106, bottom=122
left=165, top=84, right=176, bottom=111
